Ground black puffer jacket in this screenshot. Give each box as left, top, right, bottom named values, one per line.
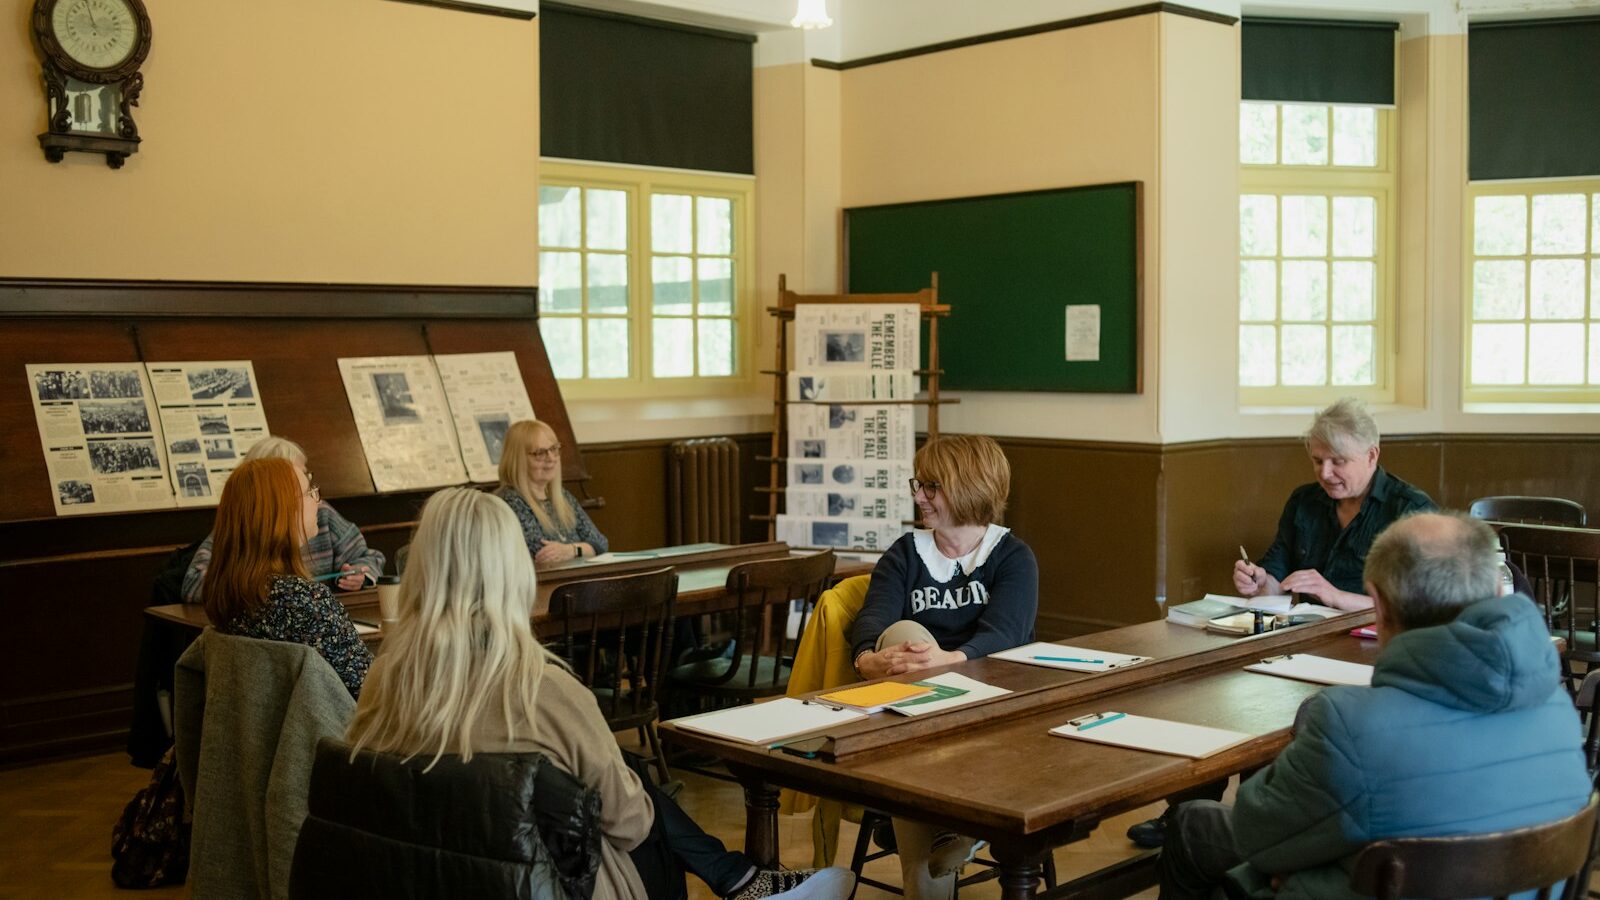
left=289, top=738, right=601, bottom=900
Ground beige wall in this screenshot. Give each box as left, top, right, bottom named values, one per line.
left=0, top=0, right=539, bottom=285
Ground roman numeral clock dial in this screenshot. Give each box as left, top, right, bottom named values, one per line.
left=31, top=0, right=152, bottom=168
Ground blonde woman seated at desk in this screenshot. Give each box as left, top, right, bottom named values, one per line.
left=182, top=436, right=386, bottom=602
left=494, top=419, right=609, bottom=566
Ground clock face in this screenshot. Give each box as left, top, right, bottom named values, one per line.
left=51, top=0, right=138, bottom=70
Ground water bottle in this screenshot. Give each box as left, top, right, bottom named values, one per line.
left=1495, top=551, right=1515, bottom=597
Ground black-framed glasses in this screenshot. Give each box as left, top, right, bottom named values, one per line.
left=529, top=445, right=562, bottom=461
left=909, top=478, right=941, bottom=497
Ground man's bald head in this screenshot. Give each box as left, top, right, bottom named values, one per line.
left=1364, top=511, right=1500, bottom=632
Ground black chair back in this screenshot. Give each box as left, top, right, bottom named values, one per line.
left=1471, top=496, right=1588, bottom=527
left=546, top=566, right=679, bottom=727
left=1501, top=525, right=1600, bottom=674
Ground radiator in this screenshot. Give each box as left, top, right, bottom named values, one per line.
left=668, top=437, right=742, bottom=545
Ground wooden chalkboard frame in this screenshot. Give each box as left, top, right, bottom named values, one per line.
left=844, top=181, right=1143, bottom=394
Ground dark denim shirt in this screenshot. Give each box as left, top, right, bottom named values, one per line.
left=1258, top=466, right=1436, bottom=595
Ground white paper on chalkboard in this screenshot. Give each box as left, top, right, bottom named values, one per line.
left=1066, top=305, right=1101, bottom=362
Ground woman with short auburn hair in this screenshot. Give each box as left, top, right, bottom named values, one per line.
left=202, top=457, right=371, bottom=699
left=494, top=419, right=609, bottom=566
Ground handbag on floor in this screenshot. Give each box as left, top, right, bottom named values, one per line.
left=111, top=745, right=190, bottom=888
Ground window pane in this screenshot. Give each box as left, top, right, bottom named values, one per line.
left=1282, top=196, right=1327, bottom=257
left=1474, top=196, right=1527, bottom=256
left=1281, top=105, right=1329, bottom=165
left=1282, top=261, right=1327, bottom=321
left=1281, top=324, right=1327, bottom=385
left=1591, top=324, right=1600, bottom=385
left=540, top=318, right=582, bottom=379
left=1240, top=195, right=1277, bottom=256
left=1239, top=325, right=1277, bottom=386
left=1593, top=195, right=1600, bottom=253
left=586, top=318, right=629, bottom=379
left=539, top=185, right=581, bottom=248
left=1332, top=325, right=1375, bottom=385
left=1472, top=261, right=1525, bottom=320
left=697, top=197, right=733, bottom=254
left=1332, top=196, right=1375, bottom=258
left=652, top=194, right=693, bottom=253
left=1531, top=194, right=1587, bottom=255
left=1528, top=323, right=1585, bottom=384
left=1240, top=260, right=1277, bottom=321
left=698, top=258, right=733, bottom=316
left=1471, top=323, right=1525, bottom=385
left=585, top=189, right=628, bottom=251
left=651, top=256, right=693, bottom=315
left=539, top=251, right=582, bottom=313
left=1332, top=261, right=1375, bottom=321
left=587, top=253, right=628, bottom=314
left=1241, top=103, right=1277, bottom=164
left=1332, top=107, right=1377, bottom=167
left=698, top=319, right=733, bottom=376
left=1530, top=259, right=1585, bottom=319
left=652, top=318, right=694, bottom=377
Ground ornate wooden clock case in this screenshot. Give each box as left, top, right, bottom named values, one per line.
left=31, top=0, right=153, bottom=169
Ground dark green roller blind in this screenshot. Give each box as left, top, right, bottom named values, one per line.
left=1242, top=18, right=1397, bottom=105
left=1469, top=17, right=1600, bottom=181
left=540, top=3, right=754, bottom=174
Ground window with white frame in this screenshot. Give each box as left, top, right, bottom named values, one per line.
left=537, top=162, right=753, bottom=395
left=1239, top=102, right=1394, bottom=403
left=1465, top=186, right=1600, bottom=400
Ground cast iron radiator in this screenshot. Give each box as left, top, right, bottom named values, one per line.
left=668, top=437, right=741, bottom=545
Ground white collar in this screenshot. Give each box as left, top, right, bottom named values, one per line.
left=912, top=524, right=1011, bottom=584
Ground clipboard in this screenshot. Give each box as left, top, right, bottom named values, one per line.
left=1049, top=711, right=1254, bottom=759
left=1245, top=654, right=1373, bottom=687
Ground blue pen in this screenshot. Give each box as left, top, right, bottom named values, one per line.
left=1077, top=712, right=1127, bottom=731
left=1033, top=655, right=1105, bottom=665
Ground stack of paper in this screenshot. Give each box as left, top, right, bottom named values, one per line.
left=671, top=697, right=866, bottom=745
left=819, top=682, right=934, bottom=713
left=990, top=642, right=1150, bottom=673
left=1245, top=654, right=1374, bottom=687
left=1050, top=712, right=1254, bottom=758
left=887, top=672, right=1012, bottom=717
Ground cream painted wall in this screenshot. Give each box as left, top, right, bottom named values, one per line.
left=0, top=0, right=539, bottom=285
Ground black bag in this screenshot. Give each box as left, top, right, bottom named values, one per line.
left=110, top=746, right=190, bottom=889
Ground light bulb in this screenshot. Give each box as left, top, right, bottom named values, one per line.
left=791, top=0, right=832, bottom=29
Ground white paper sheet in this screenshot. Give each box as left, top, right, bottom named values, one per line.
left=886, top=672, right=1013, bottom=717
left=787, top=403, right=915, bottom=462
left=788, top=371, right=918, bottom=401
left=1245, top=654, right=1374, bottom=687
left=337, top=355, right=468, bottom=492
left=784, top=487, right=914, bottom=521
left=776, top=514, right=904, bottom=554
left=1065, top=304, right=1101, bottom=362
left=433, top=351, right=537, bottom=483
left=1050, top=712, right=1254, bottom=759
left=991, top=642, right=1151, bottom=673
left=26, top=363, right=176, bottom=516
left=670, top=697, right=866, bottom=745
left=145, top=361, right=269, bottom=507
left=793, top=304, right=920, bottom=371
left=787, top=458, right=913, bottom=492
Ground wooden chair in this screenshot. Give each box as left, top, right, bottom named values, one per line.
left=1471, top=496, right=1588, bottom=527
left=546, top=566, right=679, bottom=785
left=848, top=809, right=1056, bottom=898
left=1501, top=525, right=1600, bottom=681
left=1348, top=795, right=1598, bottom=900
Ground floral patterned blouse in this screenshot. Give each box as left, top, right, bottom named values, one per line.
left=493, top=485, right=610, bottom=558
left=215, top=574, right=372, bottom=699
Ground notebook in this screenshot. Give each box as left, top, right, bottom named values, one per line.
left=1205, top=604, right=1340, bottom=635
left=1049, top=712, right=1254, bottom=759
left=1245, top=653, right=1374, bottom=687
left=818, top=681, right=934, bottom=713
left=990, top=642, right=1150, bottom=672
left=886, top=672, right=1012, bottom=717
left=670, top=697, right=866, bottom=745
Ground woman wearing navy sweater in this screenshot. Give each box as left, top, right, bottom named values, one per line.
left=848, top=434, right=1038, bottom=900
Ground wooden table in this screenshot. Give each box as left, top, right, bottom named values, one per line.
left=660, top=611, right=1378, bottom=898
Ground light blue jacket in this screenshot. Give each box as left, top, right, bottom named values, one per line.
left=1229, top=593, right=1591, bottom=900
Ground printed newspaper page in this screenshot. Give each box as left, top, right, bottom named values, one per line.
left=146, top=361, right=269, bottom=507
left=787, top=403, right=915, bottom=462
left=785, top=488, right=914, bottom=521
left=337, top=355, right=468, bottom=492
left=26, top=363, right=176, bottom=516
left=787, top=458, right=913, bottom=492
left=776, top=514, right=903, bottom=554
left=787, top=371, right=917, bottom=402
left=433, top=351, right=537, bottom=483
left=793, top=304, right=920, bottom=371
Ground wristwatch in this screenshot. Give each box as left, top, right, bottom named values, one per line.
left=573, top=543, right=583, bottom=558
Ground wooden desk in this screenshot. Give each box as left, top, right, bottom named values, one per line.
left=660, top=612, right=1377, bottom=898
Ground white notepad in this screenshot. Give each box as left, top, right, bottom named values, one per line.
left=1050, top=712, right=1254, bottom=759
left=1245, top=653, right=1374, bottom=686
left=990, top=642, right=1150, bottom=673
left=886, top=672, right=1012, bottom=717
left=669, top=697, right=866, bottom=745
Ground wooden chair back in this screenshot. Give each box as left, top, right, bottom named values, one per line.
left=702, top=550, right=836, bottom=696
left=1348, top=795, right=1598, bottom=900
left=1471, top=496, right=1588, bottom=527
left=1578, top=670, right=1600, bottom=777
left=546, top=566, right=679, bottom=727
left=1501, top=525, right=1600, bottom=669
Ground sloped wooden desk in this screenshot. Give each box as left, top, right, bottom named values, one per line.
left=659, top=611, right=1378, bottom=899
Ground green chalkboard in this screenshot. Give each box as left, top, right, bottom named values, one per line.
left=845, top=182, right=1142, bottom=393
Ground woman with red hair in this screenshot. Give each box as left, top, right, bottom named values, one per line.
left=202, top=456, right=372, bottom=698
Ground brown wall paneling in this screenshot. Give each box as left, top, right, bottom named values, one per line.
left=1437, top=435, right=1600, bottom=517
left=580, top=433, right=770, bottom=553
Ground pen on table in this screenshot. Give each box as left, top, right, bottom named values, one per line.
left=1033, top=655, right=1105, bottom=665
left=1077, top=712, right=1127, bottom=731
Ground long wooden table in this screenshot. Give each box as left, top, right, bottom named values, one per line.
left=659, top=610, right=1378, bottom=899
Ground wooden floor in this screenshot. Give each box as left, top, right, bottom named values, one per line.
left=0, top=748, right=1163, bottom=900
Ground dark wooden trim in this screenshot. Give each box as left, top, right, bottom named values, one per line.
left=0, top=278, right=538, bottom=319
left=808, top=3, right=1237, bottom=71
left=541, top=0, right=755, bottom=42
left=384, top=0, right=536, bottom=20
left=1242, top=15, right=1400, bottom=30
left=809, top=57, right=845, bottom=71
left=1468, top=14, right=1600, bottom=31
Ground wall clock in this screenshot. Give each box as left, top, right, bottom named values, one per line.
left=31, top=0, right=153, bottom=169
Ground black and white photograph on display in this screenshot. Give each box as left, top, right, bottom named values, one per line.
left=828, top=405, right=857, bottom=428
left=186, top=367, right=255, bottom=400
left=203, top=438, right=236, bottom=460
left=798, top=376, right=822, bottom=401
left=798, top=439, right=826, bottom=458
left=827, top=493, right=855, bottom=516
left=197, top=413, right=230, bottom=435
left=176, top=463, right=212, bottom=498
left=477, top=413, right=512, bottom=466
left=33, top=370, right=90, bottom=401
left=88, top=438, right=161, bottom=475
left=831, top=464, right=857, bottom=485
left=57, top=480, right=95, bottom=505
left=823, top=331, right=866, bottom=363
left=812, top=521, right=850, bottom=548
left=90, top=369, right=144, bottom=399
left=170, top=438, right=201, bottom=455
left=78, top=400, right=152, bottom=435
left=795, top=464, right=824, bottom=485
left=373, top=372, right=421, bottom=424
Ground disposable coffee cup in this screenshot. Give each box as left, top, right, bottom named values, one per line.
left=376, top=575, right=401, bottom=622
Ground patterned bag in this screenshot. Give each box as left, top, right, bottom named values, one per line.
left=110, top=745, right=190, bottom=888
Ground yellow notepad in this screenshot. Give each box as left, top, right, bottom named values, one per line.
left=818, top=682, right=934, bottom=712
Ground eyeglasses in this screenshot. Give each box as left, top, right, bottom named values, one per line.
left=528, top=445, right=562, bottom=461
left=908, top=479, right=941, bottom=497
left=304, top=476, right=321, bottom=502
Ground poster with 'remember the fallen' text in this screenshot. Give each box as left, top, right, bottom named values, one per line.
left=146, top=361, right=269, bottom=506
left=26, top=363, right=175, bottom=516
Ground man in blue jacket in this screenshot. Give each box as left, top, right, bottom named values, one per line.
left=1159, top=511, right=1591, bottom=900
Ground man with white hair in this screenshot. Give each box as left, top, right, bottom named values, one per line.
left=1158, top=511, right=1591, bottom=899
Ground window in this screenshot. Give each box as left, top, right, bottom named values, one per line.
left=538, top=161, right=754, bottom=396
left=1238, top=102, right=1395, bottom=404
left=1465, top=183, right=1600, bottom=402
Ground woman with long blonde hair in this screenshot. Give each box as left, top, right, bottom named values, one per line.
left=348, top=488, right=851, bottom=900
left=202, top=456, right=371, bottom=699
left=494, top=419, right=608, bottom=566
